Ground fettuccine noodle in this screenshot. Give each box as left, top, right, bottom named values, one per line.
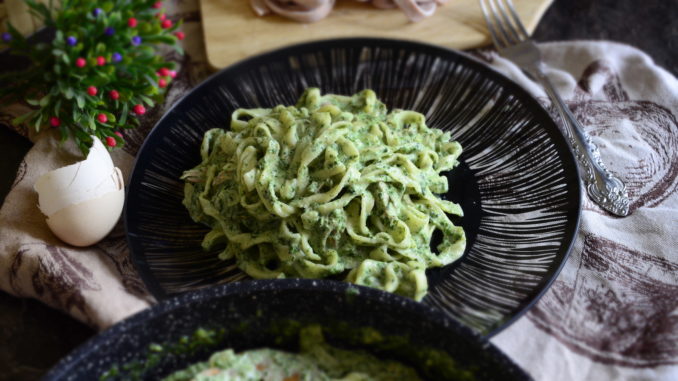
left=182, top=88, right=465, bottom=300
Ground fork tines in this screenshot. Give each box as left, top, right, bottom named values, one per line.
left=479, top=0, right=531, bottom=49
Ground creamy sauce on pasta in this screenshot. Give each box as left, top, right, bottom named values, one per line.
left=162, top=326, right=422, bottom=381
left=182, top=88, right=465, bottom=300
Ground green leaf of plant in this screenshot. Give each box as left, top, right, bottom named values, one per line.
left=72, top=104, right=80, bottom=122
left=139, top=95, right=154, bottom=107
left=60, top=126, right=69, bottom=142
left=103, top=111, right=116, bottom=123
left=76, top=94, right=85, bottom=109
left=12, top=110, right=37, bottom=125
left=119, top=103, right=128, bottom=125
left=140, top=23, right=152, bottom=34
left=143, top=35, right=175, bottom=45
left=88, top=114, right=96, bottom=131
left=34, top=112, right=43, bottom=132
left=54, top=99, right=62, bottom=117
left=143, top=73, right=157, bottom=87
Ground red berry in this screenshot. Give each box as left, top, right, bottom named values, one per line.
left=128, top=18, right=137, bottom=27
left=158, top=78, right=167, bottom=88
left=152, top=1, right=162, bottom=9
left=97, top=113, right=108, bottom=123
left=157, top=67, right=170, bottom=77
left=114, top=131, right=123, bottom=138
left=109, top=90, right=120, bottom=100
left=169, top=70, right=177, bottom=78
left=87, top=86, right=98, bottom=96
left=161, top=19, right=172, bottom=29
left=96, top=56, right=106, bottom=66
left=50, top=117, right=60, bottom=127
left=133, top=104, right=146, bottom=115
left=105, top=136, right=117, bottom=147
left=158, top=13, right=166, bottom=21
left=175, top=31, right=185, bottom=41
left=75, top=57, right=86, bottom=68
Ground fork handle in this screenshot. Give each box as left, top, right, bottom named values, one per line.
left=528, top=65, right=630, bottom=216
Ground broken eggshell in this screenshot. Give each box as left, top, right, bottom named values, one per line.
left=34, top=137, right=125, bottom=247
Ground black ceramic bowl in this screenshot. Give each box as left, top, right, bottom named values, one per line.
left=125, top=38, right=581, bottom=336
left=44, top=280, right=531, bottom=380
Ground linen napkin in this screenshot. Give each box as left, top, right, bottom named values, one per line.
left=482, top=41, right=678, bottom=381
left=1, top=5, right=677, bottom=379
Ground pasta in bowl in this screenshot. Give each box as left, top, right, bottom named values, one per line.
left=181, top=88, right=465, bottom=301
left=124, top=39, right=581, bottom=335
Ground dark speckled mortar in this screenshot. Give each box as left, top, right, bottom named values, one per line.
left=43, top=279, right=531, bottom=381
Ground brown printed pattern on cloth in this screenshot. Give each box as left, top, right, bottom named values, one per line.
left=10, top=160, right=27, bottom=190
left=8, top=245, right=26, bottom=295
left=528, top=234, right=678, bottom=367
left=12, top=243, right=102, bottom=326
left=569, top=100, right=678, bottom=212
left=573, top=60, right=629, bottom=103
left=545, top=60, right=678, bottom=214
left=94, top=223, right=153, bottom=301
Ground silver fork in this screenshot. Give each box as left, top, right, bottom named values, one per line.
left=479, top=0, right=630, bottom=216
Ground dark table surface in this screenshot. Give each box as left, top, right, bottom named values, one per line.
left=1, top=0, right=676, bottom=379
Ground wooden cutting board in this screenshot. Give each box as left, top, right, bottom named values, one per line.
left=200, top=0, right=553, bottom=69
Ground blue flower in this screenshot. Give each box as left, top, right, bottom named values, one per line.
left=66, top=36, right=77, bottom=46
left=92, top=8, right=102, bottom=17
left=112, top=52, right=122, bottom=63
left=131, top=36, right=142, bottom=46
left=105, top=27, right=115, bottom=36
left=1, top=32, right=11, bottom=42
